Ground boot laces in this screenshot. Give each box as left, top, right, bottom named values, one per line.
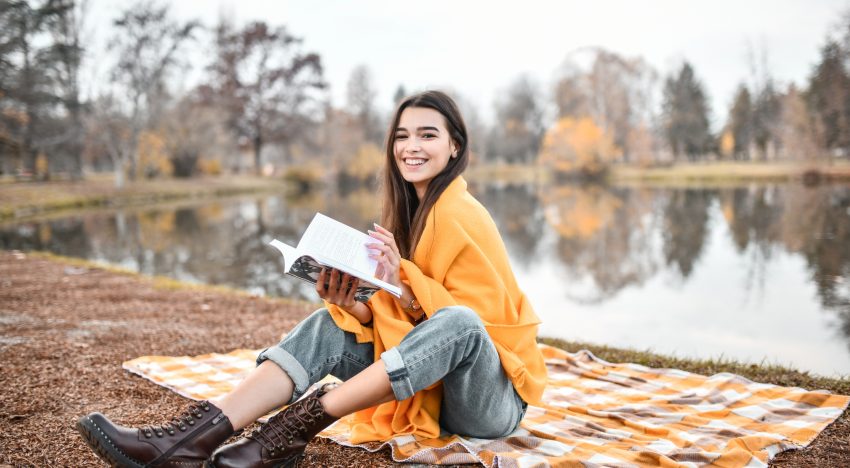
left=141, top=401, right=211, bottom=438
left=249, top=397, right=324, bottom=451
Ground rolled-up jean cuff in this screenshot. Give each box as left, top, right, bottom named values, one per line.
left=257, top=347, right=310, bottom=404
left=381, top=347, right=415, bottom=400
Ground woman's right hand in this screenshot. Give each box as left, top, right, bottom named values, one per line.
left=316, top=267, right=360, bottom=310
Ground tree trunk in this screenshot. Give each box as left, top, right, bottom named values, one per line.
left=253, top=134, right=263, bottom=175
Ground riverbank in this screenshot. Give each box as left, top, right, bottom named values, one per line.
left=2, top=162, right=848, bottom=224
left=1, top=251, right=847, bottom=466
left=465, top=160, right=850, bottom=186
left=0, top=174, right=288, bottom=222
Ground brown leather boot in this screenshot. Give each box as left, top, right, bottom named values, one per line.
left=77, top=400, right=235, bottom=468
left=209, top=384, right=339, bottom=468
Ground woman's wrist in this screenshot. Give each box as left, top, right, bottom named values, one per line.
left=396, top=283, right=425, bottom=321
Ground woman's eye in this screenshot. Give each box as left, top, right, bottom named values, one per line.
left=395, top=134, right=408, bottom=140
left=422, top=133, right=436, bottom=139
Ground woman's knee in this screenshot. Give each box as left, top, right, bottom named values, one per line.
left=288, top=308, right=337, bottom=337
left=432, top=306, right=485, bottom=332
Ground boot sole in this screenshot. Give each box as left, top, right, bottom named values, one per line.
left=77, top=415, right=145, bottom=468
left=204, top=453, right=302, bottom=468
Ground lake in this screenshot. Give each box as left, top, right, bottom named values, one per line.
left=3, top=180, right=849, bottom=377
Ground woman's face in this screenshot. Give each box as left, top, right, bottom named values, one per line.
left=393, top=106, right=456, bottom=200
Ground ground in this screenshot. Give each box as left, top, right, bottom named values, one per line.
left=0, top=251, right=847, bottom=467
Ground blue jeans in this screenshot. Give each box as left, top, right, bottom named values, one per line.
left=257, top=306, right=528, bottom=438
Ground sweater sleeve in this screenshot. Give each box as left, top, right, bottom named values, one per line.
left=323, top=301, right=374, bottom=343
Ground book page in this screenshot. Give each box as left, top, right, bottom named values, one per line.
left=298, top=213, right=378, bottom=279
left=269, top=239, right=298, bottom=272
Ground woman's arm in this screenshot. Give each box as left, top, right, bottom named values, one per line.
left=338, top=300, right=373, bottom=324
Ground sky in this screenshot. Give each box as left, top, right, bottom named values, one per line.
left=88, top=0, right=848, bottom=128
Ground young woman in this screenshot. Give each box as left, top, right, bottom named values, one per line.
left=77, top=90, right=547, bottom=468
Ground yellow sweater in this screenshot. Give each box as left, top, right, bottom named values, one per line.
left=325, top=176, right=547, bottom=443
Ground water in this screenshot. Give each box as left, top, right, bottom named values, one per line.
left=2, top=181, right=849, bottom=377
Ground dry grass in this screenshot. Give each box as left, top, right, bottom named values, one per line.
left=0, top=175, right=288, bottom=221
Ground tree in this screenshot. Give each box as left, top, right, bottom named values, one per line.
left=538, top=116, right=620, bottom=176
left=0, top=0, right=69, bottom=177
left=728, top=85, right=753, bottom=160
left=159, top=92, right=235, bottom=177
left=208, top=19, right=325, bottom=175
left=777, top=84, right=822, bottom=161
left=489, top=75, right=544, bottom=164
left=806, top=40, right=850, bottom=156
left=105, top=0, right=198, bottom=185
left=346, top=64, right=381, bottom=143
left=554, top=48, right=659, bottom=163
left=752, top=80, right=781, bottom=160
left=44, top=0, right=86, bottom=179
left=661, top=62, right=712, bottom=160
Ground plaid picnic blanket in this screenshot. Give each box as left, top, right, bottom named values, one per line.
left=123, top=344, right=848, bottom=467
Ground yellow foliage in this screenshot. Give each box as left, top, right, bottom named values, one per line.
left=39, top=223, right=51, bottom=244
left=538, top=185, right=622, bottom=239
left=35, top=152, right=48, bottom=177
left=538, top=117, right=620, bottom=174
left=138, top=211, right=176, bottom=252
left=197, top=158, right=222, bottom=175
left=138, top=131, right=172, bottom=178
left=720, top=130, right=735, bottom=159
left=347, top=143, right=384, bottom=180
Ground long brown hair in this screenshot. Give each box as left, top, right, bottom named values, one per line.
left=382, top=90, right=469, bottom=259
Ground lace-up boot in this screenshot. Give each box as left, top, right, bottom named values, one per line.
left=77, top=400, right=235, bottom=468
left=210, top=384, right=339, bottom=468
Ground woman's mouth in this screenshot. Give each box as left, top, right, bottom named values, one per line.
left=404, top=158, right=427, bottom=167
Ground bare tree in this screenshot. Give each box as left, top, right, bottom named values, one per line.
left=489, top=75, right=545, bottom=164
left=346, top=64, right=382, bottom=143
left=105, top=0, right=198, bottom=185
left=208, top=19, right=325, bottom=174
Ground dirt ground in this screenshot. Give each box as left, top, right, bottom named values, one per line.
left=0, top=252, right=414, bottom=467
left=0, top=251, right=847, bottom=467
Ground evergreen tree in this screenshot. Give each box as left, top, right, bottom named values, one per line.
left=806, top=40, right=850, bottom=155
left=661, top=62, right=712, bottom=161
left=728, top=84, right=753, bottom=160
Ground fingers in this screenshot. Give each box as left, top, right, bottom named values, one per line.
left=318, top=268, right=358, bottom=307
left=368, top=224, right=401, bottom=258
left=345, top=277, right=359, bottom=304
left=316, top=267, right=328, bottom=297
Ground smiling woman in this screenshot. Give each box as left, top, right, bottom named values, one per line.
left=75, top=90, right=546, bottom=468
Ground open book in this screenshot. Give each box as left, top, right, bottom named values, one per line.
left=269, top=213, right=402, bottom=302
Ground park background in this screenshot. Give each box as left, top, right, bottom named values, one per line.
left=3, top=1, right=850, bottom=379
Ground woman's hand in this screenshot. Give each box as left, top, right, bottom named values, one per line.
left=316, top=267, right=360, bottom=309
left=366, top=223, right=402, bottom=288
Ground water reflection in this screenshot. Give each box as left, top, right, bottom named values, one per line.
left=2, top=182, right=850, bottom=375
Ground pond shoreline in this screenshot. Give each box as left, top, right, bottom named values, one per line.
left=0, top=175, right=289, bottom=222
left=0, top=251, right=847, bottom=466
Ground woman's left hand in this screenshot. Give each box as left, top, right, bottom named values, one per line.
left=366, top=223, right=401, bottom=288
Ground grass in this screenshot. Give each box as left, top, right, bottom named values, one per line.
left=0, top=174, right=289, bottom=222
left=465, top=160, right=850, bottom=186
left=539, top=336, right=850, bottom=395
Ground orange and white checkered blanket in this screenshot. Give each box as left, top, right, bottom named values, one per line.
left=123, top=345, right=848, bottom=467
